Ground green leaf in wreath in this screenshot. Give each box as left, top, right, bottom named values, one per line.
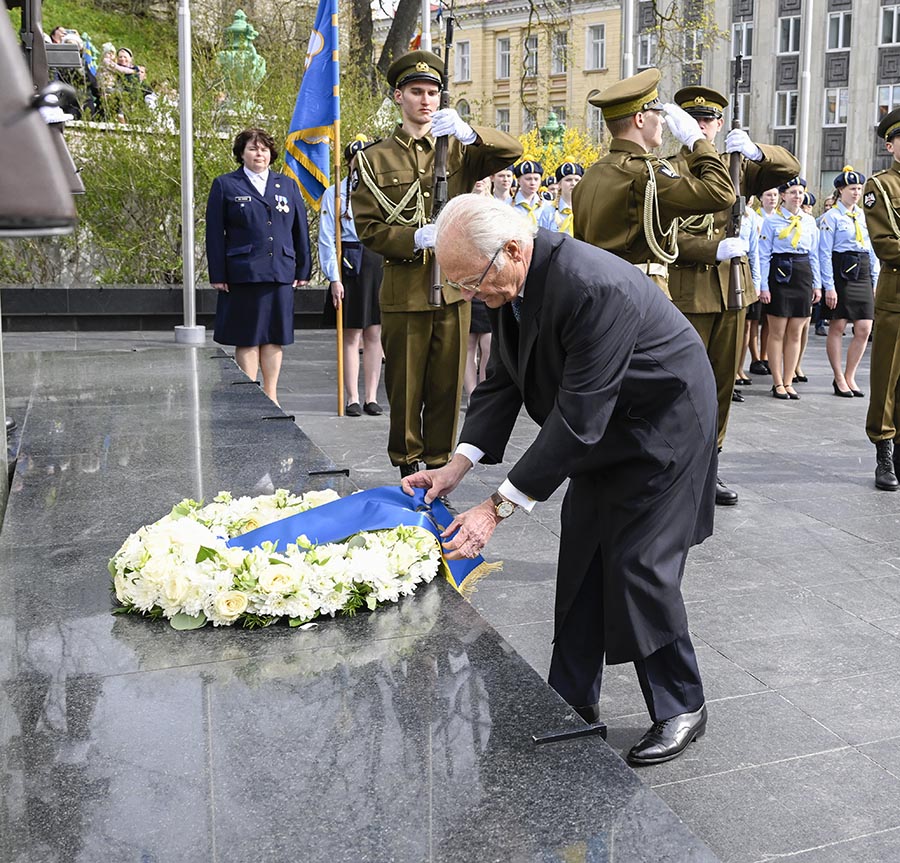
left=195, top=546, right=219, bottom=564
left=346, top=535, right=367, bottom=549
left=108, top=559, right=117, bottom=577
left=169, top=612, right=207, bottom=630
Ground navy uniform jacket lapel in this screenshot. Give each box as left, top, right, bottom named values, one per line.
left=234, top=167, right=268, bottom=204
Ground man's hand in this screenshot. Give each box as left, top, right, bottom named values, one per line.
left=440, top=500, right=499, bottom=561
left=212, top=282, right=229, bottom=292
left=431, top=109, right=477, bottom=145
left=725, top=129, right=763, bottom=162
left=401, top=454, right=472, bottom=502
left=414, top=224, right=437, bottom=251
left=715, top=237, right=749, bottom=261
left=662, top=103, right=704, bottom=150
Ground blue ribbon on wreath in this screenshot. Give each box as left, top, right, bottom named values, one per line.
left=227, top=486, right=486, bottom=591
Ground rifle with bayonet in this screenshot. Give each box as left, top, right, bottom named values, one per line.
left=429, top=0, right=455, bottom=308
left=727, top=52, right=746, bottom=311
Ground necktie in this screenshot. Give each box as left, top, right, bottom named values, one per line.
left=777, top=214, right=803, bottom=249
left=848, top=211, right=864, bottom=245
left=511, top=297, right=523, bottom=322
left=520, top=201, right=539, bottom=225
left=558, top=206, right=573, bottom=236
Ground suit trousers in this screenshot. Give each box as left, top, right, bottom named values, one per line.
left=866, top=304, right=900, bottom=443
left=381, top=302, right=470, bottom=468
left=548, top=542, right=705, bottom=723
left=683, top=308, right=746, bottom=450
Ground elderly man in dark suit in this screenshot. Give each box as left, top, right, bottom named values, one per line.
left=402, top=194, right=718, bottom=765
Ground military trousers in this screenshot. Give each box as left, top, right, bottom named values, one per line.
left=381, top=302, right=471, bottom=468
left=866, top=279, right=900, bottom=443
left=683, top=308, right=746, bottom=450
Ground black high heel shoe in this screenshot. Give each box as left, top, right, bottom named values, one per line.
left=848, top=386, right=865, bottom=397
left=833, top=380, right=854, bottom=398
left=785, top=387, right=800, bottom=400
left=772, top=385, right=789, bottom=400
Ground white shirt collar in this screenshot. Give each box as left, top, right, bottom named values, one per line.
left=243, top=166, right=269, bottom=192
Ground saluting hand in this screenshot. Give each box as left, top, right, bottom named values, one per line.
left=662, top=103, right=704, bottom=150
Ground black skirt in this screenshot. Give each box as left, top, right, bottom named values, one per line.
left=214, top=282, right=294, bottom=347
left=322, top=241, right=382, bottom=329
left=767, top=253, right=813, bottom=319
left=469, top=298, right=491, bottom=334
left=824, top=252, right=875, bottom=322
left=745, top=300, right=762, bottom=322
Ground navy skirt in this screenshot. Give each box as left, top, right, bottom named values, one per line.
left=214, top=282, right=295, bottom=346
left=824, top=252, right=874, bottom=322
left=767, top=254, right=813, bottom=319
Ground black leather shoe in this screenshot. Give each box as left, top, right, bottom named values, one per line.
left=363, top=401, right=383, bottom=415
left=5, top=416, right=15, bottom=432
left=731, top=390, right=744, bottom=403
left=399, top=461, right=422, bottom=479
left=749, top=360, right=769, bottom=375
left=875, top=441, right=899, bottom=491
left=833, top=381, right=854, bottom=398
left=627, top=704, right=707, bottom=766
left=772, top=385, right=789, bottom=400
left=715, top=477, right=738, bottom=506
left=345, top=402, right=363, bottom=417
left=850, top=388, right=865, bottom=398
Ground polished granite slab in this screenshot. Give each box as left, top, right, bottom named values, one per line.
left=0, top=348, right=718, bottom=862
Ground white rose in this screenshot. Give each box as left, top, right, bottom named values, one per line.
left=258, top=565, right=298, bottom=595
left=210, top=590, right=248, bottom=624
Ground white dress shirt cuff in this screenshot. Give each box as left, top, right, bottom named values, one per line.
left=455, top=443, right=484, bottom=466
left=498, top=480, right=536, bottom=512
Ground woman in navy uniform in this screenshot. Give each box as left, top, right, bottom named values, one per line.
left=206, top=127, right=311, bottom=406
left=818, top=167, right=878, bottom=397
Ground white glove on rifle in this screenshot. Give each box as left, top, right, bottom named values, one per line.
left=725, top=128, right=763, bottom=162
left=431, top=108, right=477, bottom=145
left=715, top=236, right=749, bottom=261
left=662, top=103, right=704, bottom=151
left=414, top=224, right=437, bottom=251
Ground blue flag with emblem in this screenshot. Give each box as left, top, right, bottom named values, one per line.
left=284, top=0, right=339, bottom=210
left=81, top=32, right=98, bottom=77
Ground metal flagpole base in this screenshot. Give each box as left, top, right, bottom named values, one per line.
left=174, top=325, right=207, bottom=345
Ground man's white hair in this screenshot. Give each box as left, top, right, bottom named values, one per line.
left=435, top=193, right=538, bottom=270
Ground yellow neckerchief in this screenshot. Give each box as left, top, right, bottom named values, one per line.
left=841, top=204, right=864, bottom=245
left=777, top=209, right=803, bottom=249
left=557, top=199, right=573, bottom=236
left=516, top=195, right=541, bottom=225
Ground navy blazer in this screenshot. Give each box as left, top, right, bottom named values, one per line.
left=205, top=168, right=311, bottom=285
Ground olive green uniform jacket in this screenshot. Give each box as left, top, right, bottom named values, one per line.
left=863, top=161, right=900, bottom=443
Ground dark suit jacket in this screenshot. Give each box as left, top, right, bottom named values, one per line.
left=459, top=230, right=718, bottom=663
left=205, top=168, right=311, bottom=285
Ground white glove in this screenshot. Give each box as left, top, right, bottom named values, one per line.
left=431, top=108, right=477, bottom=145
left=414, top=224, right=437, bottom=251
left=662, top=103, right=704, bottom=150
left=715, top=237, right=749, bottom=261
left=725, top=128, right=763, bottom=162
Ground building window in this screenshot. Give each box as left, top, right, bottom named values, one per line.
left=827, top=12, right=851, bottom=50
left=552, top=106, right=567, bottom=125
left=552, top=31, right=568, bottom=74
left=524, top=34, right=539, bottom=77
left=734, top=92, right=750, bottom=130
left=778, top=16, right=800, bottom=54
left=775, top=90, right=798, bottom=127
left=684, top=29, right=703, bottom=63
left=823, top=87, right=848, bottom=125
left=637, top=32, right=657, bottom=69
left=732, top=21, right=753, bottom=57
left=586, top=24, right=606, bottom=70
left=456, top=99, right=471, bottom=121
left=523, top=106, right=537, bottom=132
left=883, top=5, right=900, bottom=44
left=496, top=37, right=510, bottom=79
left=877, top=84, right=900, bottom=123
left=496, top=107, right=510, bottom=132
left=455, top=41, right=471, bottom=81
left=587, top=98, right=604, bottom=144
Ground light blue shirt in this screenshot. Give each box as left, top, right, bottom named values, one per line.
left=317, top=181, right=360, bottom=283
left=537, top=199, right=574, bottom=233
left=740, top=208, right=762, bottom=294
left=512, top=190, right=550, bottom=225
left=817, top=201, right=879, bottom=292
left=759, top=208, right=821, bottom=291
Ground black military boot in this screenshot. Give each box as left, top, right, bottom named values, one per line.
left=875, top=440, right=899, bottom=491
left=894, top=438, right=900, bottom=481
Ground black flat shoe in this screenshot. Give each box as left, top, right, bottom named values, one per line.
left=832, top=381, right=854, bottom=398
left=627, top=704, right=708, bottom=766
left=345, top=402, right=363, bottom=416
left=363, top=401, right=383, bottom=415
left=793, top=374, right=808, bottom=383
left=749, top=360, right=770, bottom=375
left=735, top=377, right=752, bottom=386
left=772, top=385, right=789, bottom=400
left=732, top=390, right=744, bottom=403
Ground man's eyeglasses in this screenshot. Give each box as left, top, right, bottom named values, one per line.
left=445, top=245, right=504, bottom=294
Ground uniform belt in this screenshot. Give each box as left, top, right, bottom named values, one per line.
left=632, top=262, right=669, bottom=278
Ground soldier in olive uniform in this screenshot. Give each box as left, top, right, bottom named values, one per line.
left=351, top=51, right=523, bottom=476
left=572, top=68, right=735, bottom=299
left=863, top=107, right=900, bottom=491
left=667, top=87, right=800, bottom=506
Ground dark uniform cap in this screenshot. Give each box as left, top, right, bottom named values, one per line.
left=540, top=190, right=554, bottom=201
left=514, top=160, right=543, bottom=178
left=674, top=86, right=728, bottom=119
left=555, top=162, right=585, bottom=182
left=778, top=176, right=807, bottom=193
left=877, top=107, right=900, bottom=142
left=588, top=68, right=662, bottom=121
left=833, top=164, right=866, bottom=187
left=344, top=134, right=375, bottom=162
left=802, top=192, right=816, bottom=207
left=386, top=50, right=444, bottom=90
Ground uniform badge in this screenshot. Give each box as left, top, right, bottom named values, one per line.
left=275, top=194, right=290, bottom=214
left=864, top=191, right=876, bottom=209
left=350, top=169, right=359, bottom=191
left=234, top=195, right=251, bottom=202
left=657, top=164, right=679, bottom=179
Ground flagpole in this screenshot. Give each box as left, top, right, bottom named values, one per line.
left=334, top=119, right=344, bottom=417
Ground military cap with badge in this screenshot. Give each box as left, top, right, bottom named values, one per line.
left=674, top=86, right=727, bottom=119
left=386, top=50, right=444, bottom=90
left=588, top=67, right=663, bottom=120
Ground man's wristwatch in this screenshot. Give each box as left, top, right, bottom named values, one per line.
left=490, top=492, right=517, bottom=519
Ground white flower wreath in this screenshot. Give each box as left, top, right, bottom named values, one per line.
left=109, top=488, right=442, bottom=630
